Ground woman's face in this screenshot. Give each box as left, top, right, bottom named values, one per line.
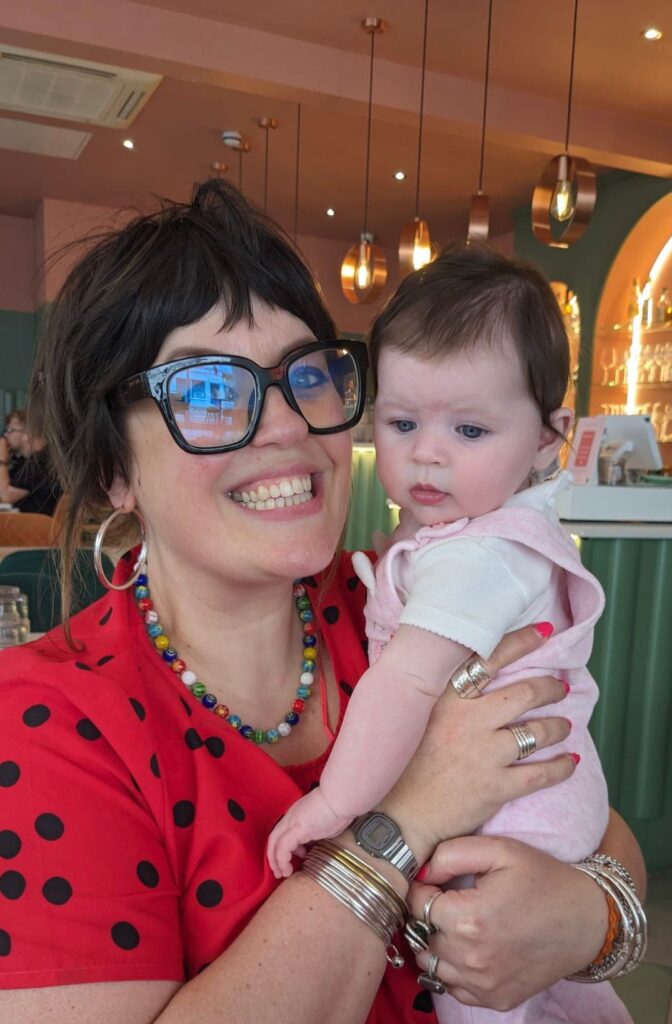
left=112, top=300, right=353, bottom=588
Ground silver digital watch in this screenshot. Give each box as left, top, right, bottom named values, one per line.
left=350, top=812, right=419, bottom=882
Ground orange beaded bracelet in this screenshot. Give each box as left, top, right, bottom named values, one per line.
left=592, top=892, right=621, bottom=966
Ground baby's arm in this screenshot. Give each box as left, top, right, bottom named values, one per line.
left=267, top=625, right=471, bottom=878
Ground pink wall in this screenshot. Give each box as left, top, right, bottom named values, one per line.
left=35, top=199, right=124, bottom=305
left=0, top=214, right=36, bottom=312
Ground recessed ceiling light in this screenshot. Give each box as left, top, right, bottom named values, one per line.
left=641, top=27, right=663, bottom=41
left=393, top=170, right=406, bottom=181
left=325, top=207, right=336, bottom=217
left=122, top=138, right=134, bottom=150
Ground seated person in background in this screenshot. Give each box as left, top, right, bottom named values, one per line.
left=0, top=405, right=61, bottom=515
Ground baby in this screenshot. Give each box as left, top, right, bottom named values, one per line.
left=268, top=243, right=631, bottom=1023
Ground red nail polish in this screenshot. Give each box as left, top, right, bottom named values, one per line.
left=569, top=752, right=581, bottom=765
left=533, top=621, right=554, bottom=638
left=561, top=680, right=570, bottom=695
left=417, top=863, right=429, bottom=881
left=564, top=718, right=573, bottom=731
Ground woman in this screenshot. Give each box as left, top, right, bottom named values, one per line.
left=0, top=406, right=61, bottom=515
left=0, top=180, right=644, bottom=1023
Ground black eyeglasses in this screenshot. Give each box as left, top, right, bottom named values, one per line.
left=109, top=340, right=369, bottom=454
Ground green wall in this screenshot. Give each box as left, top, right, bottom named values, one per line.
left=513, top=171, right=672, bottom=414
left=0, top=309, right=38, bottom=417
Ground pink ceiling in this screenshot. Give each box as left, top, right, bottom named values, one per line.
left=0, top=0, right=670, bottom=248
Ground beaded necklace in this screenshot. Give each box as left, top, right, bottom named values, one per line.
left=133, top=572, right=318, bottom=745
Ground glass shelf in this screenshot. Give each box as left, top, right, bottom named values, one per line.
left=591, top=381, right=672, bottom=391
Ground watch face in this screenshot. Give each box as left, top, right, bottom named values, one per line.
left=358, top=813, right=399, bottom=851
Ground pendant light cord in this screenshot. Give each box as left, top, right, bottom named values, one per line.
left=362, top=26, right=377, bottom=236
left=238, top=148, right=243, bottom=191
left=263, top=126, right=270, bottom=213
left=477, top=0, right=493, bottom=194
left=563, top=0, right=579, bottom=153
left=414, top=0, right=430, bottom=218
left=293, top=103, right=302, bottom=240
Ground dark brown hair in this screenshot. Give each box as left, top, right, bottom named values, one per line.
left=30, top=178, right=337, bottom=635
left=369, top=241, right=570, bottom=433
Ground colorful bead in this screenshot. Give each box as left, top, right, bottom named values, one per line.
left=133, top=570, right=317, bottom=745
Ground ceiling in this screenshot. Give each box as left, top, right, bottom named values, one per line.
left=0, top=0, right=670, bottom=248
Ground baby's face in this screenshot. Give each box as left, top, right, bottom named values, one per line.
left=374, top=338, right=559, bottom=527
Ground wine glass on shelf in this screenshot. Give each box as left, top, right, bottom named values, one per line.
left=599, top=346, right=617, bottom=386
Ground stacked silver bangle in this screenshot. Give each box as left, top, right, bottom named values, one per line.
left=301, top=840, right=408, bottom=968
left=568, top=853, right=647, bottom=982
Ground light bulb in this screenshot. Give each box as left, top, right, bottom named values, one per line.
left=355, top=240, right=373, bottom=291
left=550, top=154, right=576, bottom=221
left=412, top=240, right=432, bottom=271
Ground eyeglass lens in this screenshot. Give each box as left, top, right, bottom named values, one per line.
left=166, top=347, right=361, bottom=449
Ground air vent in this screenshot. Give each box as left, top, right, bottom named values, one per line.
left=0, top=45, right=162, bottom=128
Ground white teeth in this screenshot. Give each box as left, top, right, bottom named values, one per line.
left=280, top=480, right=293, bottom=497
left=232, top=491, right=242, bottom=501
left=269, top=484, right=280, bottom=498
left=291, top=477, right=304, bottom=494
left=229, top=474, right=314, bottom=510
left=257, top=484, right=270, bottom=501
left=248, top=489, right=258, bottom=502
left=276, top=496, right=286, bottom=507
left=241, top=491, right=250, bottom=502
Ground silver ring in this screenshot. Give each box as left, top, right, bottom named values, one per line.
left=508, top=723, right=537, bottom=760
left=450, top=656, right=490, bottom=699
left=422, top=891, right=441, bottom=934
left=417, top=954, right=448, bottom=996
left=404, top=919, right=431, bottom=955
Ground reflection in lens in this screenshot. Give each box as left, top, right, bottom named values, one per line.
left=288, top=348, right=360, bottom=429
left=168, top=363, right=256, bottom=448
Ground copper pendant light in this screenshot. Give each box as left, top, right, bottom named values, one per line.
left=221, top=130, right=251, bottom=192
left=341, top=17, right=388, bottom=304
left=467, top=0, right=494, bottom=242
left=531, top=0, right=596, bottom=248
left=399, top=0, right=434, bottom=277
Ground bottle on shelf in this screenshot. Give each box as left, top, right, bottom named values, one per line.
left=641, top=278, right=654, bottom=328
left=655, top=288, right=669, bottom=325
left=626, top=278, right=640, bottom=324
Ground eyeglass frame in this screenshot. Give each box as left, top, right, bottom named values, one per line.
left=108, top=339, right=370, bottom=454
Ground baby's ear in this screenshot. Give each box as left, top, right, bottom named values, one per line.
left=532, top=407, right=573, bottom=472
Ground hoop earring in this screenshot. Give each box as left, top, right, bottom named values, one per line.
left=94, top=507, right=148, bottom=591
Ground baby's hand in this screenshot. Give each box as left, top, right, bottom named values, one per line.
left=267, top=787, right=353, bottom=879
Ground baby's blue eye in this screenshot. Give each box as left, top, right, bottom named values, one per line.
left=393, top=420, right=416, bottom=433
left=458, top=424, right=488, bottom=440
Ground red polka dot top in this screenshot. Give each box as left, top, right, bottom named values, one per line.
left=0, top=551, right=437, bottom=1022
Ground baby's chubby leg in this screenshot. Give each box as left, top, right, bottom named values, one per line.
left=267, top=787, right=353, bottom=879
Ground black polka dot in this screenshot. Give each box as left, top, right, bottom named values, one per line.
left=76, top=718, right=101, bottom=741
left=97, top=654, right=114, bottom=667
left=412, top=990, right=434, bottom=1013
left=0, top=870, right=25, bottom=900
left=75, top=661, right=92, bottom=672
left=35, top=813, right=64, bottom=841
left=173, top=800, right=195, bottom=828
left=346, top=575, right=360, bottom=591
left=302, top=576, right=317, bottom=588
left=129, top=698, right=146, bottom=721
left=22, top=704, right=50, bottom=727
left=323, top=605, right=340, bottom=625
left=185, top=728, right=203, bottom=750
left=99, top=607, right=113, bottom=626
left=149, top=754, right=161, bottom=778
left=0, top=929, right=10, bottom=956
left=180, top=697, right=193, bottom=717
left=196, top=879, right=223, bottom=908
left=0, top=831, right=21, bottom=859
left=111, top=921, right=140, bottom=950
left=0, top=761, right=19, bottom=787
left=227, top=798, right=246, bottom=822
left=42, top=876, right=72, bottom=905
left=339, top=680, right=353, bottom=697
left=204, top=736, right=224, bottom=758
left=136, top=861, right=159, bottom=888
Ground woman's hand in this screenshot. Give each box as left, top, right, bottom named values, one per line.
left=378, top=625, right=576, bottom=863
left=0, top=436, right=10, bottom=463
left=409, top=835, right=608, bottom=1010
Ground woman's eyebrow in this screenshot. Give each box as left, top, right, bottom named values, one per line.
left=161, top=346, right=230, bottom=360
